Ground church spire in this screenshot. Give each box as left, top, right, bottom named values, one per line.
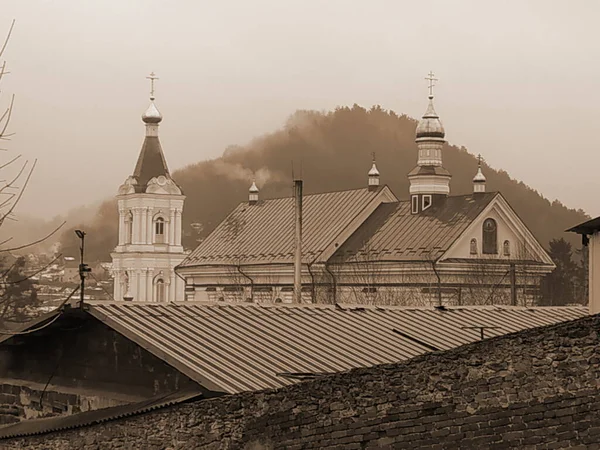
left=368, top=152, right=380, bottom=191
left=131, top=72, right=170, bottom=192
left=407, top=72, right=452, bottom=214
left=473, top=154, right=487, bottom=193
left=249, top=179, right=259, bottom=204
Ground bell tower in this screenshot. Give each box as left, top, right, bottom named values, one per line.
left=407, top=72, right=451, bottom=214
left=111, top=73, right=186, bottom=302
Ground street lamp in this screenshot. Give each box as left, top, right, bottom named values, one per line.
left=75, top=230, right=91, bottom=306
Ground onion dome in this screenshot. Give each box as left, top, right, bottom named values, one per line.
left=368, top=160, right=380, bottom=177
left=142, top=101, right=163, bottom=124
left=473, top=154, right=486, bottom=193
left=415, top=97, right=445, bottom=140
left=473, top=166, right=486, bottom=183
left=249, top=180, right=259, bottom=193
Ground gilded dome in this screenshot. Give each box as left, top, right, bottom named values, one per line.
left=415, top=97, right=445, bottom=140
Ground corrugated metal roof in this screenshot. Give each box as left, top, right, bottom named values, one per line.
left=87, top=302, right=588, bottom=394
left=0, top=388, right=203, bottom=440
left=180, top=187, right=384, bottom=267
left=333, top=193, right=497, bottom=262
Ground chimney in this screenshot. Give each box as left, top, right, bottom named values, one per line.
left=293, top=179, right=303, bottom=303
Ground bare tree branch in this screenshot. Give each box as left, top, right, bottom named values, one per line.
left=0, top=153, right=21, bottom=171
left=0, top=95, right=15, bottom=139
left=0, top=220, right=66, bottom=252
left=0, top=253, right=62, bottom=286
left=0, top=19, right=15, bottom=60
left=0, top=158, right=36, bottom=224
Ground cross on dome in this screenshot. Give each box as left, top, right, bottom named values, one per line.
left=146, top=72, right=159, bottom=100
left=425, top=71, right=438, bottom=99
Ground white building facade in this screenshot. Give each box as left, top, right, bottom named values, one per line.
left=111, top=78, right=186, bottom=302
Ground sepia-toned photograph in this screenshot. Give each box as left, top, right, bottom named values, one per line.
left=0, top=1, right=597, bottom=448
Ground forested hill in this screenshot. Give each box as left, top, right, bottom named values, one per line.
left=60, top=105, right=589, bottom=261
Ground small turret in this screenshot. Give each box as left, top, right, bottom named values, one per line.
left=473, top=154, right=486, bottom=193
left=249, top=180, right=259, bottom=205
left=368, top=153, right=380, bottom=191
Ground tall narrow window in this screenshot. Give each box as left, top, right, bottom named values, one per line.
left=411, top=196, right=419, bottom=214
left=470, top=238, right=478, bottom=255
left=482, top=218, right=498, bottom=254
left=125, top=212, right=133, bottom=244
left=156, top=279, right=165, bottom=302
left=503, top=240, right=511, bottom=256
left=155, top=217, right=165, bottom=243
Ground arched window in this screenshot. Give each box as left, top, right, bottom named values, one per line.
left=470, top=238, right=478, bottom=255
left=155, top=217, right=165, bottom=243
left=503, top=240, right=511, bottom=256
left=125, top=211, right=133, bottom=244
left=155, top=279, right=166, bottom=302
left=482, top=218, right=498, bottom=254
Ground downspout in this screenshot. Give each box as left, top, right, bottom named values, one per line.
left=430, top=260, right=442, bottom=307
left=293, top=179, right=303, bottom=303
left=236, top=264, right=254, bottom=302
left=325, top=263, right=337, bottom=304
left=307, top=260, right=316, bottom=303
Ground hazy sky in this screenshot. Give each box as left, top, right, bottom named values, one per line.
left=2, top=0, right=599, bottom=219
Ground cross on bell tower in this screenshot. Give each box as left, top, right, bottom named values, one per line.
left=425, top=71, right=438, bottom=99
left=146, top=72, right=159, bottom=100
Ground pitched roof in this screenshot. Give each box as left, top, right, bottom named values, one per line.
left=179, top=187, right=388, bottom=267
left=567, top=216, right=600, bottom=235
left=86, top=302, right=587, bottom=394
left=333, top=193, right=497, bottom=263
left=132, top=136, right=170, bottom=192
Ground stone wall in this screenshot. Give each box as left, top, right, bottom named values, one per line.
left=4, top=315, right=600, bottom=449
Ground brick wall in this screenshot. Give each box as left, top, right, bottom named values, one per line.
left=4, top=314, right=600, bottom=449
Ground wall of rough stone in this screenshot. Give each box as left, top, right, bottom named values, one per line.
left=4, top=314, right=600, bottom=449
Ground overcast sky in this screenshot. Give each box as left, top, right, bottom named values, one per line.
left=2, top=0, right=599, bottom=219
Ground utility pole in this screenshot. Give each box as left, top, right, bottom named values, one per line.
left=75, top=230, right=91, bottom=307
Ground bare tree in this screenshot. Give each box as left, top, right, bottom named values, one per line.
left=0, top=21, right=65, bottom=327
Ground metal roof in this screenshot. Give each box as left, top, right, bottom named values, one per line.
left=567, top=216, right=600, bottom=235
left=333, top=193, right=497, bottom=262
left=179, top=187, right=388, bottom=267
left=86, top=302, right=588, bottom=394
left=132, top=135, right=171, bottom=192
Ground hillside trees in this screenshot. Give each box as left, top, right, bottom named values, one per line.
left=540, top=238, right=587, bottom=305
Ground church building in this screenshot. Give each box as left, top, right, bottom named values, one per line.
left=111, top=74, right=186, bottom=302
left=176, top=74, right=555, bottom=306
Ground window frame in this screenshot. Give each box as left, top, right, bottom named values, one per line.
left=482, top=218, right=498, bottom=255
left=422, top=194, right=432, bottom=211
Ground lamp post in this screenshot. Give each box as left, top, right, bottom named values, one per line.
left=75, top=230, right=91, bottom=306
